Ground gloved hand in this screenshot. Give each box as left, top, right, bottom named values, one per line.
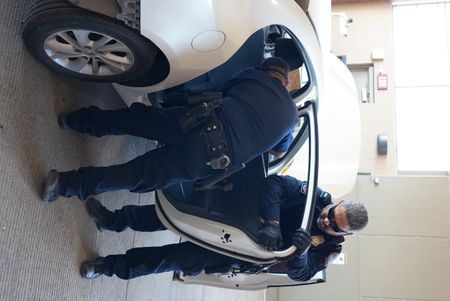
left=292, top=229, right=312, bottom=258
left=259, top=220, right=283, bottom=251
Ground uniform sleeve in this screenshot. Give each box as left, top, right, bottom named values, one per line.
left=286, top=252, right=327, bottom=281
left=286, top=249, right=330, bottom=281
left=260, top=175, right=305, bottom=221
left=316, top=187, right=332, bottom=208
left=287, top=239, right=344, bottom=281
left=271, top=133, right=293, bottom=153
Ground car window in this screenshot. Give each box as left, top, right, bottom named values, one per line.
left=265, top=26, right=311, bottom=101
left=268, top=114, right=308, bottom=165
left=265, top=26, right=312, bottom=165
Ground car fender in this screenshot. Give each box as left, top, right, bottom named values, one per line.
left=114, top=0, right=325, bottom=103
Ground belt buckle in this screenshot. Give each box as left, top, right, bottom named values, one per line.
left=207, top=154, right=231, bottom=170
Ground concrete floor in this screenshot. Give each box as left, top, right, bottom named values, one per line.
left=0, top=1, right=264, bottom=300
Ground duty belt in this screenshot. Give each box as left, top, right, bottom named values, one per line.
left=201, top=113, right=231, bottom=170
left=178, top=93, right=231, bottom=170
left=178, top=93, right=223, bottom=134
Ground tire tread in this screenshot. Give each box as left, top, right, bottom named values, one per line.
left=24, top=0, right=77, bottom=23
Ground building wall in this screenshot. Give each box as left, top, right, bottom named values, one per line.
left=268, top=174, right=450, bottom=301
left=267, top=2, right=450, bottom=301
left=331, top=1, right=397, bottom=175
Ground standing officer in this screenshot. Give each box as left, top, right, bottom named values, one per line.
left=42, top=57, right=297, bottom=202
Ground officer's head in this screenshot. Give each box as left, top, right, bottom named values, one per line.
left=260, top=56, right=290, bottom=87
left=316, top=200, right=368, bottom=236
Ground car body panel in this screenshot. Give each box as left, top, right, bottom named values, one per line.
left=113, top=0, right=324, bottom=105
left=155, top=192, right=277, bottom=264
left=173, top=269, right=325, bottom=291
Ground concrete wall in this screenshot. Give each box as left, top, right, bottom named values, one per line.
left=268, top=174, right=450, bottom=301
left=331, top=1, right=397, bottom=176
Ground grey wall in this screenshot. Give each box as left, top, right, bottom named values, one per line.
left=331, top=2, right=397, bottom=175
left=268, top=174, right=450, bottom=301
left=267, top=2, right=450, bottom=300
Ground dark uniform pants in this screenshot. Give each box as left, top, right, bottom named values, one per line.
left=99, top=204, right=244, bottom=279
left=101, top=204, right=166, bottom=232
left=57, top=103, right=213, bottom=200
left=103, top=242, right=243, bottom=279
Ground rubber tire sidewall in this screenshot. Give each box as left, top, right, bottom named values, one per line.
left=22, top=10, right=156, bottom=83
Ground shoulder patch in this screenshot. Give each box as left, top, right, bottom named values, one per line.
left=311, top=235, right=326, bottom=247
left=301, top=183, right=307, bottom=195
left=320, top=192, right=329, bottom=199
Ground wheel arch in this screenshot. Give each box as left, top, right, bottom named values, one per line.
left=64, top=0, right=171, bottom=85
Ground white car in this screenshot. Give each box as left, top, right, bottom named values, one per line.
left=22, top=0, right=324, bottom=101
left=22, top=0, right=360, bottom=290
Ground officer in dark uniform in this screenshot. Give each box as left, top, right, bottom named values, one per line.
left=78, top=175, right=368, bottom=281
left=42, top=56, right=297, bottom=202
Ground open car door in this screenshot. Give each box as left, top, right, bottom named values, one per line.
left=155, top=101, right=320, bottom=290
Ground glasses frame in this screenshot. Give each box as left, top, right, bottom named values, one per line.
left=327, top=202, right=347, bottom=234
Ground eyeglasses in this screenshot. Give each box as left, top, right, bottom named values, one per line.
left=327, top=202, right=346, bottom=233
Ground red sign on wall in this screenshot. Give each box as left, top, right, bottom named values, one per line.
left=377, top=73, right=388, bottom=90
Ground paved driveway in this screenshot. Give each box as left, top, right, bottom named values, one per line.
left=0, top=1, right=264, bottom=300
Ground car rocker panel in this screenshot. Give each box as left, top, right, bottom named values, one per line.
left=173, top=269, right=325, bottom=291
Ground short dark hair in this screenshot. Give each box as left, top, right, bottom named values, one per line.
left=343, top=201, right=368, bottom=232
left=260, top=56, right=290, bottom=79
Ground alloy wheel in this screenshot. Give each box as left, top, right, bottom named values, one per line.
left=44, top=29, right=135, bottom=76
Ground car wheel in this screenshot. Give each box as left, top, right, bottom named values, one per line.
left=22, top=0, right=157, bottom=82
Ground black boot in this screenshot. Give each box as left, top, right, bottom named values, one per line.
left=80, top=257, right=105, bottom=279
left=86, top=198, right=113, bottom=232
left=41, top=169, right=60, bottom=202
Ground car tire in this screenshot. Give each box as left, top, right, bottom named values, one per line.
left=22, top=0, right=157, bottom=82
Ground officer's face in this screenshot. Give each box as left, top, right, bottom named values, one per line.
left=317, top=201, right=351, bottom=236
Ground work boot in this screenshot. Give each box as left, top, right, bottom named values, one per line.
left=57, top=113, right=69, bottom=129
left=86, top=198, right=113, bottom=232
left=80, top=257, right=105, bottom=279
left=41, top=169, right=60, bottom=202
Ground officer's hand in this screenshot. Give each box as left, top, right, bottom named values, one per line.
left=292, top=229, right=312, bottom=257
left=259, top=220, right=283, bottom=251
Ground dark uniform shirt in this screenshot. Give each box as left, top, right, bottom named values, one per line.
left=271, top=133, right=293, bottom=154
left=260, top=175, right=344, bottom=281
left=217, top=68, right=297, bottom=165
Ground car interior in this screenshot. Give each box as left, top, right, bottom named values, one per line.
left=161, top=154, right=268, bottom=244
